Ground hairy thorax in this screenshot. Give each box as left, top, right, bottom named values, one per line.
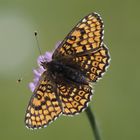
left=42, top=61, right=88, bottom=85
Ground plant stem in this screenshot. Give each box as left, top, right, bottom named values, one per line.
left=85, top=106, right=101, bottom=140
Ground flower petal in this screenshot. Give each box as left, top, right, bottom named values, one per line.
left=29, top=82, right=35, bottom=92
left=44, top=52, right=52, bottom=62
left=33, top=77, right=39, bottom=86
left=33, top=69, right=41, bottom=77
left=38, top=66, right=45, bottom=74
left=37, top=55, right=45, bottom=66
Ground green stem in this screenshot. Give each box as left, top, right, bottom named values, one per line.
left=85, top=106, right=101, bottom=140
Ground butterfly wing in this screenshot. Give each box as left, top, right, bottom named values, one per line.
left=52, top=12, right=104, bottom=59
left=55, top=44, right=110, bottom=115
left=71, top=44, right=110, bottom=82
left=57, top=82, right=93, bottom=115
left=56, top=44, right=110, bottom=83
left=25, top=71, right=62, bottom=129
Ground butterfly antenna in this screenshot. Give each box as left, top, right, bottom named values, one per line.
left=34, top=31, right=42, bottom=56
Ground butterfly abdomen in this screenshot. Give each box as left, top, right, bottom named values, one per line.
left=47, top=61, right=88, bottom=84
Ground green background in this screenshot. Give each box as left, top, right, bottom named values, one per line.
left=0, top=0, right=139, bottom=140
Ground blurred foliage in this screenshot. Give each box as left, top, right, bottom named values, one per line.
left=0, top=0, right=139, bottom=140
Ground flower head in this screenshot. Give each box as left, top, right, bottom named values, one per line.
left=29, top=41, right=61, bottom=92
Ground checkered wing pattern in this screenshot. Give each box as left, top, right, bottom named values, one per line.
left=52, top=12, right=104, bottom=59
left=25, top=72, right=62, bottom=129
left=71, top=44, right=110, bottom=82
left=57, top=83, right=93, bottom=115
left=57, top=44, right=110, bottom=82
left=25, top=12, right=110, bottom=129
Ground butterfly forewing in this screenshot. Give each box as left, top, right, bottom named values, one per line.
left=72, top=44, right=110, bottom=82
left=25, top=72, right=62, bottom=129
left=52, top=13, right=104, bottom=59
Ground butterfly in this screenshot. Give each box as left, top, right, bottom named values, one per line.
left=25, top=12, right=110, bottom=129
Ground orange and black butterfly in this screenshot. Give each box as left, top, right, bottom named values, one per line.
left=25, top=12, right=110, bottom=129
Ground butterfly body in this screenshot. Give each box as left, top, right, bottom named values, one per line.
left=45, top=60, right=88, bottom=85
left=25, top=12, right=110, bottom=129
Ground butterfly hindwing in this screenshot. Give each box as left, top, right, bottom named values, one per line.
left=25, top=72, right=62, bottom=129
left=53, top=13, right=104, bottom=59
left=57, top=82, right=93, bottom=115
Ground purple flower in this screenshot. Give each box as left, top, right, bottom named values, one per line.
left=29, top=41, right=61, bottom=92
